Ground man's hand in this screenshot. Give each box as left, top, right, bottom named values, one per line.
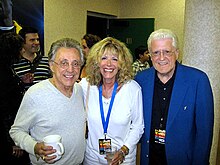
left=21, top=73, right=34, bottom=83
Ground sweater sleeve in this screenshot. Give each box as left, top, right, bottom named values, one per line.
left=9, top=91, right=39, bottom=156
left=124, top=81, right=144, bottom=153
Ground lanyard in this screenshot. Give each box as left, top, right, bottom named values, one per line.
left=99, top=82, right=118, bottom=136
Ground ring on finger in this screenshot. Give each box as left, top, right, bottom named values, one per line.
left=42, top=156, right=46, bottom=160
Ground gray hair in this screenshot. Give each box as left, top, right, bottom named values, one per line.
left=48, top=38, right=84, bottom=65
left=147, top=29, right=179, bottom=53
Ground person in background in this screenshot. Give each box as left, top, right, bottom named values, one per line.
left=0, top=32, right=30, bottom=164
left=80, top=37, right=144, bottom=165
left=12, top=26, right=51, bottom=91
left=132, top=45, right=151, bottom=75
left=80, top=33, right=101, bottom=79
left=10, top=38, right=86, bottom=165
left=135, top=29, right=214, bottom=165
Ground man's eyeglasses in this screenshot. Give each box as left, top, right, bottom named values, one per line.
left=52, top=60, right=81, bottom=69
left=151, top=50, right=175, bottom=58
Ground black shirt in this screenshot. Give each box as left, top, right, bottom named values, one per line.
left=149, top=70, right=176, bottom=165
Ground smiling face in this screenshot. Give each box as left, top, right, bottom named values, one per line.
left=24, top=33, right=40, bottom=54
left=151, top=38, right=179, bottom=82
left=99, top=49, right=119, bottom=84
left=50, top=47, right=81, bottom=90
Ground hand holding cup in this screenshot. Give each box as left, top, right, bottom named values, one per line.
left=105, top=146, right=118, bottom=165
left=43, top=134, right=64, bottom=162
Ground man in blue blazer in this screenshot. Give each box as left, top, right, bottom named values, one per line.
left=135, top=29, right=214, bottom=165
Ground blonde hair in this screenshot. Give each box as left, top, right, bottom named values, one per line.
left=86, top=37, right=134, bottom=86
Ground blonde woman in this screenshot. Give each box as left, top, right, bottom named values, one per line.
left=80, top=37, right=144, bottom=165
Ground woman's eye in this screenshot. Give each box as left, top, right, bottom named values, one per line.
left=112, top=57, right=118, bottom=61
left=101, top=56, right=107, bottom=60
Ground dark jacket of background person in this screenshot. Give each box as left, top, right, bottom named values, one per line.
left=0, top=0, right=15, bottom=35
left=0, top=32, right=30, bottom=164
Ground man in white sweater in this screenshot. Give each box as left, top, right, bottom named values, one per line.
left=10, top=38, right=86, bottom=165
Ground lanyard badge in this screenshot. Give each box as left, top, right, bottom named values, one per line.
left=98, top=82, right=118, bottom=155
left=154, top=128, right=166, bottom=144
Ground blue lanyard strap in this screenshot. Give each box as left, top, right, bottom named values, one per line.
left=99, top=82, right=118, bottom=135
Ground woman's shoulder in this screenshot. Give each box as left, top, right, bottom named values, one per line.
left=79, top=78, right=89, bottom=91
left=124, top=79, right=141, bottom=90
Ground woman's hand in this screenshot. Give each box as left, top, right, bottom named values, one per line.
left=107, top=150, right=125, bottom=165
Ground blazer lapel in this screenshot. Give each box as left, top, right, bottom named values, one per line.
left=143, top=68, right=156, bottom=137
left=166, top=64, right=189, bottom=130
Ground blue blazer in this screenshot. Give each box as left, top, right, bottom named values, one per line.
left=135, top=62, right=214, bottom=165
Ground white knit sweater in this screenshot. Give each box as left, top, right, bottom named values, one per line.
left=10, top=79, right=86, bottom=165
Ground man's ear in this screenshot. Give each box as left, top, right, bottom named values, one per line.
left=139, top=54, right=144, bottom=58
left=49, top=61, right=54, bottom=72
left=175, top=49, right=179, bottom=60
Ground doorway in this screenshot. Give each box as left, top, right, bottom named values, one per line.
left=86, top=11, right=154, bottom=58
left=108, top=18, right=154, bottom=58
left=86, top=11, right=116, bottom=39
left=87, top=15, right=107, bottom=39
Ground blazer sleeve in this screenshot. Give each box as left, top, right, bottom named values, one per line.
left=193, top=72, right=214, bottom=164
